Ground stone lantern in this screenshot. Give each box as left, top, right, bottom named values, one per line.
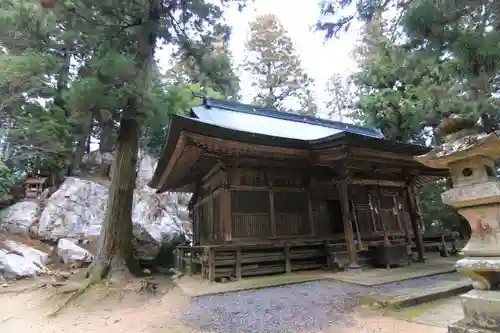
left=415, top=117, right=500, bottom=333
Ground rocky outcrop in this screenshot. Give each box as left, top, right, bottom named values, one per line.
left=136, top=152, right=158, bottom=189
left=37, top=178, right=106, bottom=240
left=37, top=177, right=188, bottom=260
left=0, top=151, right=192, bottom=277
left=82, top=149, right=165, bottom=190
left=56, top=238, right=93, bottom=266
left=81, top=150, right=113, bottom=175
left=0, top=239, right=50, bottom=280
left=0, top=201, right=41, bottom=235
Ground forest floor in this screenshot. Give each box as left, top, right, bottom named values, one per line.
left=0, top=274, right=452, bottom=333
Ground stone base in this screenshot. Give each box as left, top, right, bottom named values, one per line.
left=347, top=262, right=362, bottom=271
left=449, top=319, right=499, bottom=333
left=448, top=290, right=500, bottom=332
left=455, top=257, right=500, bottom=290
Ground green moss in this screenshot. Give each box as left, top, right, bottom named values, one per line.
left=389, top=298, right=449, bottom=320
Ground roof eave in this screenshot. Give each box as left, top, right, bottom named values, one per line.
left=311, top=132, right=432, bottom=155
left=148, top=116, right=181, bottom=189
left=148, top=114, right=312, bottom=191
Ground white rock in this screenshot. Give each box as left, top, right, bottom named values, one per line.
left=177, top=205, right=189, bottom=221
left=37, top=177, right=106, bottom=240
left=38, top=177, right=189, bottom=261
left=135, top=152, right=158, bottom=190
left=0, top=200, right=41, bottom=235
left=0, top=240, right=49, bottom=280
left=56, top=238, right=94, bottom=265
left=81, top=150, right=113, bottom=166
left=85, top=149, right=160, bottom=190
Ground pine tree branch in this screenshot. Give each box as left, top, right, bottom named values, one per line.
left=60, top=2, right=141, bottom=29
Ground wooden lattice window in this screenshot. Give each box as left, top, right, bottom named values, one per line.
left=231, top=190, right=271, bottom=238
left=274, top=191, right=310, bottom=236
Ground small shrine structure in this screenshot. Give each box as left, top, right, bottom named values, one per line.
left=23, top=176, right=49, bottom=198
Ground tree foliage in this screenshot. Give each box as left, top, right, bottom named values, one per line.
left=244, top=13, right=314, bottom=112
left=0, top=160, right=14, bottom=199
left=0, top=0, right=251, bottom=281
left=316, top=0, right=499, bottom=234
left=324, top=73, right=354, bottom=121
left=319, top=0, right=500, bottom=135
left=167, top=28, right=240, bottom=98
left=142, top=83, right=224, bottom=158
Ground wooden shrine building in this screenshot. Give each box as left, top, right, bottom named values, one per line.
left=149, top=98, right=449, bottom=281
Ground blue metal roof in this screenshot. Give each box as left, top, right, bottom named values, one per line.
left=189, top=98, right=384, bottom=141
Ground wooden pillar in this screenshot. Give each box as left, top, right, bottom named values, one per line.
left=441, top=234, right=450, bottom=257
left=269, top=184, right=277, bottom=237
left=324, top=241, right=332, bottom=269
left=308, top=192, right=315, bottom=236
left=207, top=247, right=215, bottom=282
left=397, top=188, right=411, bottom=245
left=351, top=201, right=363, bottom=250
left=235, top=247, right=242, bottom=279
left=223, top=189, right=232, bottom=241
left=414, top=192, right=425, bottom=231
left=187, top=247, right=193, bottom=276
left=339, top=178, right=359, bottom=269
left=175, top=248, right=183, bottom=273
left=284, top=243, right=291, bottom=273
left=405, top=185, right=425, bottom=261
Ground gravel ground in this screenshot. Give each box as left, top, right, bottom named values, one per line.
left=182, top=273, right=458, bottom=333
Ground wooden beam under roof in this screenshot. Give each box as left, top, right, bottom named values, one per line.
left=186, top=132, right=309, bottom=159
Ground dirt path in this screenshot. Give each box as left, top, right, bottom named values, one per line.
left=345, top=313, right=447, bottom=333
left=0, top=280, right=447, bottom=333
left=0, top=279, right=196, bottom=333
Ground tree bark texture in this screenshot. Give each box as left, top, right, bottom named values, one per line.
left=72, top=115, right=92, bottom=175
left=54, top=14, right=76, bottom=176
left=99, top=119, right=115, bottom=177
left=87, top=0, right=160, bottom=281
left=87, top=116, right=140, bottom=281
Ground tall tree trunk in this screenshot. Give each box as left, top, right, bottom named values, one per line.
left=55, top=49, right=72, bottom=175
left=86, top=115, right=140, bottom=281
left=99, top=119, right=114, bottom=177
left=55, top=13, right=76, bottom=176
left=72, top=115, right=92, bottom=176
left=86, top=134, right=91, bottom=154
left=86, top=0, right=160, bottom=281
left=265, top=62, right=274, bottom=108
